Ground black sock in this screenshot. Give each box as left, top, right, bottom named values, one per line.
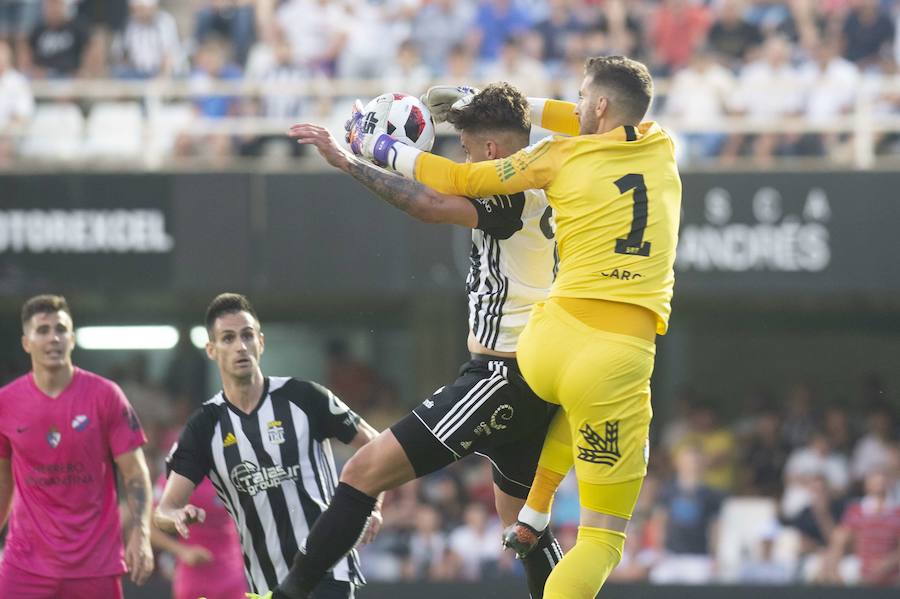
left=276, top=482, right=377, bottom=598
left=521, top=528, right=563, bottom=599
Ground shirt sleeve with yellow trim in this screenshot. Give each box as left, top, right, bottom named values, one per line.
left=413, top=135, right=564, bottom=198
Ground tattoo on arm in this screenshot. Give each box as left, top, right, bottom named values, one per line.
left=345, top=156, right=434, bottom=216
left=125, top=474, right=151, bottom=534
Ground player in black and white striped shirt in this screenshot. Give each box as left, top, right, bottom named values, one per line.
left=154, top=293, right=381, bottom=598
left=274, top=84, right=562, bottom=599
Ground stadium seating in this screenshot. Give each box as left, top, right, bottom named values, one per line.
left=84, top=102, right=144, bottom=161
left=20, top=103, right=85, bottom=161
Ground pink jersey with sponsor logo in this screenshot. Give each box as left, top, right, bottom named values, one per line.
left=154, top=474, right=247, bottom=599
left=0, top=368, right=147, bottom=578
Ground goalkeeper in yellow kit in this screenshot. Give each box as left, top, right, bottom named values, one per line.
left=263, top=56, right=681, bottom=599
left=355, top=56, right=681, bottom=599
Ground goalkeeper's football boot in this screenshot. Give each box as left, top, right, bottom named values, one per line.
left=502, top=520, right=545, bottom=558
left=245, top=593, right=272, bottom=599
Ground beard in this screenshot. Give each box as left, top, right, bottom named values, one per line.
left=579, top=111, right=598, bottom=135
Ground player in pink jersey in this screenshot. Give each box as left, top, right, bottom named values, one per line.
left=152, top=475, right=248, bottom=599
left=0, top=294, right=154, bottom=599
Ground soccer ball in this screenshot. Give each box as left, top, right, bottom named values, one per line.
left=360, top=93, right=435, bottom=152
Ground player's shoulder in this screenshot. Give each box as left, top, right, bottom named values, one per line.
left=0, top=373, right=30, bottom=398
left=268, top=376, right=311, bottom=398
left=268, top=377, right=334, bottom=405
left=521, top=134, right=564, bottom=154
left=75, top=367, right=126, bottom=398
left=639, top=122, right=675, bottom=145
left=184, top=399, right=223, bottom=434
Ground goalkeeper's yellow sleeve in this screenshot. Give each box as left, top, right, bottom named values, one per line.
left=409, top=136, right=561, bottom=197
left=530, top=98, right=580, bottom=136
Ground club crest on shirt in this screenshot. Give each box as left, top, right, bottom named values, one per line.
left=47, top=426, right=61, bottom=448
left=267, top=420, right=285, bottom=445
left=71, top=414, right=90, bottom=431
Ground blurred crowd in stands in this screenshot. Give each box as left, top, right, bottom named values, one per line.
left=3, top=340, right=895, bottom=588
left=3, top=0, right=900, bottom=165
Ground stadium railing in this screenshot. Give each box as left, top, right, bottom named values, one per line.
left=3, top=77, right=900, bottom=169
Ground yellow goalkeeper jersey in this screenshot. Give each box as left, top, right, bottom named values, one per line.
left=414, top=118, right=681, bottom=334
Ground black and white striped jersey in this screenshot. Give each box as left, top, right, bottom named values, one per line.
left=167, top=377, right=364, bottom=594
left=466, top=189, right=557, bottom=352
left=111, top=11, right=181, bottom=76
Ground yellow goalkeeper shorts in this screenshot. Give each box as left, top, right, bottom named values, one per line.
left=517, top=299, right=655, bottom=485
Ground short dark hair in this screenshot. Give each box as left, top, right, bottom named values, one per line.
left=21, top=294, right=71, bottom=329
left=446, top=82, right=531, bottom=138
left=584, top=55, right=653, bottom=123
left=205, top=293, right=259, bottom=333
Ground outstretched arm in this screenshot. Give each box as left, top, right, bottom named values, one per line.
left=289, top=123, right=478, bottom=227
left=529, top=98, right=580, bottom=136
left=419, top=87, right=579, bottom=136
left=344, top=116, right=560, bottom=198
left=410, top=136, right=559, bottom=198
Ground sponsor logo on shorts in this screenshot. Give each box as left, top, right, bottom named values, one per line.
left=460, top=440, right=473, bottom=450
left=71, top=414, right=90, bottom=431
left=576, top=421, right=621, bottom=466
left=230, top=460, right=300, bottom=496
left=474, top=405, right=514, bottom=437
left=423, top=399, right=435, bottom=409
left=490, top=405, right=513, bottom=430
left=267, top=420, right=285, bottom=445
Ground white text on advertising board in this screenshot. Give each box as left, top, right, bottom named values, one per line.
left=676, top=187, right=830, bottom=272
left=0, top=209, right=174, bottom=253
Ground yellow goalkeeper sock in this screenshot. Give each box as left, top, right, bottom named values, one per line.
left=518, top=409, right=573, bottom=530
left=526, top=466, right=566, bottom=514
left=543, top=526, right=626, bottom=599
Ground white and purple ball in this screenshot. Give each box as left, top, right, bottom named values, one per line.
left=361, top=93, right=435, bottom=152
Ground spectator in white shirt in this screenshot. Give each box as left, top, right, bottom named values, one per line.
left=852, top=406, right=896, bottom=483
left=664, top=48, right=735, bottom=162
left=383, top=40, right=432, bottom=98
left=335, top=1, right=393, bottom=80
left=481, top=35, right=549, bottom=98
left=275, top=0, right=346, bottom=77
left=411, top=0, right=474, bottom=75
left=447, top=503, right=503, bottom=580
left=723, top=35, right=803, bottom=162
left=797, top=37, right=860, bottom=156
left=0, top=39, right=34, bottom=164
left=782, top=430, right=850, bottom=519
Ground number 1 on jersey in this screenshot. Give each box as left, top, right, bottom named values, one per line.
left=614, top=173, right=651, bottom=257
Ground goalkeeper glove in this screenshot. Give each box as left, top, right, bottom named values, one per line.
left=419, top=85, right=479, bottom=124
left=345, top=100, right=402, bottom=168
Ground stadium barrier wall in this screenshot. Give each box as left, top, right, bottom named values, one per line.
left=2, top=170, right=899, bottom=302
left=123, top=578, right=900, bottom=599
